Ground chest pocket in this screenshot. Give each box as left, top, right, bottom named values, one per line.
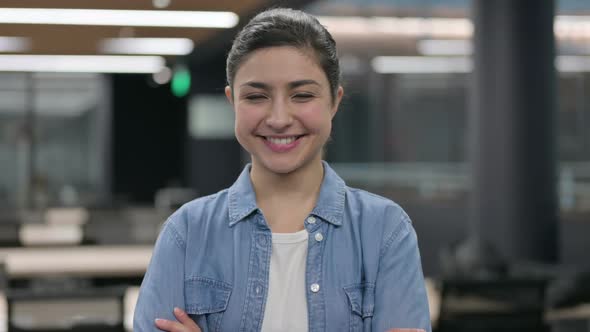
left=185, top=277, right=232, bottom=332
left=343, top=282, right=375, bottom=332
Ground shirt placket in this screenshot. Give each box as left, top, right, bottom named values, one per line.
left=305, top=215, right=328, bottom=332
left=240, top=213, right=272, bottom=332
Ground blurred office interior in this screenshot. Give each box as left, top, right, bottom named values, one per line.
left=0, top=0, right=590, bottom=331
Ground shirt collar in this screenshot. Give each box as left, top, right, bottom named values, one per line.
left=227, top=161, right=346, bottom=227
left=227, top=164, right=258, bottom=227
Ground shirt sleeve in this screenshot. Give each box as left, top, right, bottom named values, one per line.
left=372, top=212, right=432, bottom=332
left=133, top=220, right=187, bottom=332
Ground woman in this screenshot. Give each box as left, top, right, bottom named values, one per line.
left=134, top=7, right=431, bottom=332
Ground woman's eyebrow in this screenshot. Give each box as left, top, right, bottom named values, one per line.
left=288, top=79, right=320, bottom=89
left=240, top=81, right=270, bottom=90
left=239, top=79, right=320, bottom=90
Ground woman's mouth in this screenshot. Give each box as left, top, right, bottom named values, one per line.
left=261, top=135, right=305, bottom=152
left=266, top=136, right=297, bottom=145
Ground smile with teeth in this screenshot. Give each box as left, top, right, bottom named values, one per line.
left=265, top=136, right=300, bottom=145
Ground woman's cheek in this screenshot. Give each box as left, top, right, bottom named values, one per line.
left=235, top=106, right=263, bottom=125
left=298, top=104, right=332, bottom=128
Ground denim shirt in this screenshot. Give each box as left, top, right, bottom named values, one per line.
left=134, top=162, right=431, bottom=332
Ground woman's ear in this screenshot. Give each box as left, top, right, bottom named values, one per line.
left=225, top=86, right=234, bottom=106
left=331, top=86, right=344, bottom=117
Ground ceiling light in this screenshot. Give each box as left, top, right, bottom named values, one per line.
left=317, top=16, right=473, bottom=39
left=153, top=66, right=172, bottom=84
left=0, top=36, right=31, bottom=52
left=0, top=8, right=239, bottom=28
left=0, top=55, right=165, bottom=73
left=318, top=15, right=590, bottom=40
left=418, top=39, right=473, bottom=56
left=153, top=0, right=172, bottom=9
left=99, top=38, right=194, bottom=55
left=372, top=56, right=472, bottom=74
left=555, top=15, right=590, bottom=40
left=557, top=56, right=590, bottom=72
left=372, top=55, right=590, bottom=74
left=418, top=39, right=590, bottom=57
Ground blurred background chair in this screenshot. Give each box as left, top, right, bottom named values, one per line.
left=545, top=271, right=590, bottom=332
left=437, top=278, right=549, bottom=332
left=6, top=285, right=126, bottom=332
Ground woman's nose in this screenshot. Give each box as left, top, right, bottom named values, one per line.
left=265, top=101, right=293, bottom=129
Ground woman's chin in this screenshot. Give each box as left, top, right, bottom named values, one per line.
left=261, top=161, right=301, bottom=175
left=254, top=156, right=309, bottom=176
left=251, top=147, right=323, bottom=176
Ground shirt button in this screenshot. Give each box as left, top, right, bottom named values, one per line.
left=314, top=233, right=324, bottom=242
left=257, top=235, right=267, bottom=246
left=310, top=283, right=320, bottom=293
left=306, top=216, right=316, bottom=224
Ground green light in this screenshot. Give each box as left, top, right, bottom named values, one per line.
left=171, top=65, right=191, bottom=97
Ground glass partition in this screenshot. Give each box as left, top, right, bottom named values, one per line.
left=0, top=73, right=110, bottom=211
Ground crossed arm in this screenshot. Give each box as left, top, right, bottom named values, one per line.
left=155, top=311, right=424, bottom=332
left=154, top=308, right=201, bottom=332
left=137, top=214, right=430, bottom=331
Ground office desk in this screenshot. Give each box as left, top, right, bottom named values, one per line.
left=0, top=246, right=153, bottom=279
left=0, top=246, right=152, bottom=332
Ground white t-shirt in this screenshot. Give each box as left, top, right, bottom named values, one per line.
left=261, top=229, right=309, bottom=332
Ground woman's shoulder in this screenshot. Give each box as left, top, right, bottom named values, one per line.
left=344, top=186, right=413, bottom=238
left=163, top=189, right=231, bottom=233
left=346, top=186, right=407, bottom=216
left=183, top=188, right=230, bottom=212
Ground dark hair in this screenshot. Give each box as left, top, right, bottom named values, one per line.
left=226, top=8, right=341, bottom=102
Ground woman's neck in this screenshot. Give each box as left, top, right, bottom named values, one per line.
left=250, top=158, right=324, bottom=232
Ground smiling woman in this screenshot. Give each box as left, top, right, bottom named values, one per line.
left=228, top=46, right=342, bottom=176
left=133, top=7, right=431, bottom=332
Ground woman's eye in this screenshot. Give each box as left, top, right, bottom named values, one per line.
left=293, top=93, right=314, bottom=101
left=245, top=94, right=266, bottom=101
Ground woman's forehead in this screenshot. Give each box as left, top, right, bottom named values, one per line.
left=233, top=46, right=327, bottom=87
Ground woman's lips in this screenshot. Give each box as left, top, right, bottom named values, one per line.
left=261, top=135, right=304, bottom=152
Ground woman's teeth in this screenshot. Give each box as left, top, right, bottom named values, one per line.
left=266, top=136, right=297, bottom=145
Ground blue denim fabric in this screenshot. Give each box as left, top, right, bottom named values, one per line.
left=134, top=162, right=431, bottom=332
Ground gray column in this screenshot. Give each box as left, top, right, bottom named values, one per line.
left=469, top=0, right=558, bottom=263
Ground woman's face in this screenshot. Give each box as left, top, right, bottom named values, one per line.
left=226, top=46, right=343, bottom=175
